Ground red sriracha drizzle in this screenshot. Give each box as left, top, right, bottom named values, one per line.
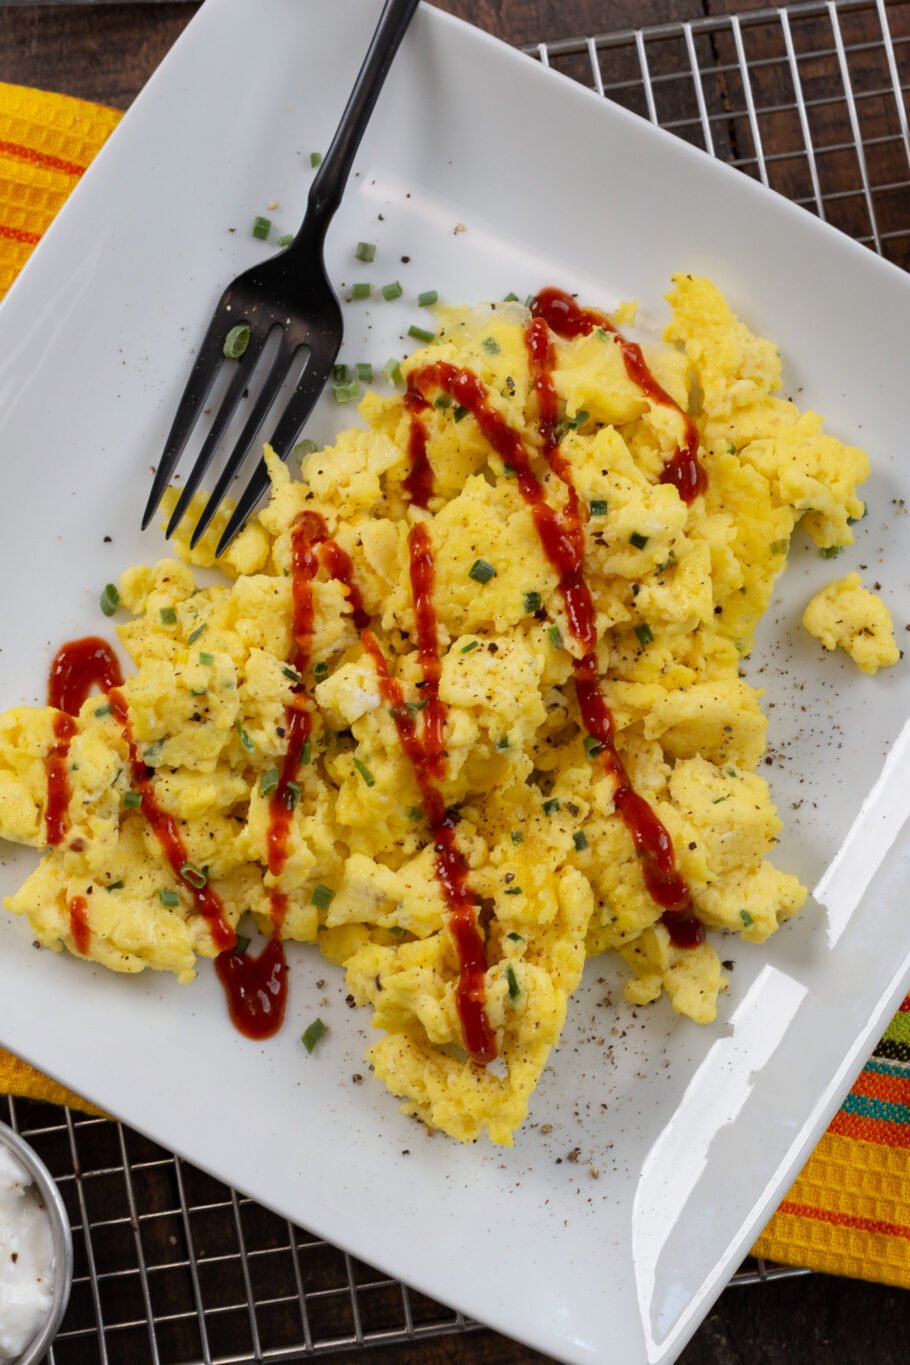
left=404, top=293, right=705, bottom=949
left=361, top=526, right=496, bottom=1065
left=107, top=687, right=235, bottom=950
left=68, top=895, right=91, bottom=956
left=531, top=286, right=706, bottom=503
left=218, top=514, right=374, bottom=1041
left=45, top=637, right=124, bottom=848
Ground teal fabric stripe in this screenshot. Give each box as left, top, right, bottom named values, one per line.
left=842, top=1092, right=910, bottom=1125
left=864, top=1058, right=910, bottom=1080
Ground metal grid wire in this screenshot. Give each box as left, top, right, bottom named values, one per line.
left=7, top=1, right=906, bottom=1359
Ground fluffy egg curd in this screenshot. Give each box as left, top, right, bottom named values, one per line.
left=0, top=276, right=897, bottom=1146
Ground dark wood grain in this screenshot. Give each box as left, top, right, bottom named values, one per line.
left=2, top=3, right=908, bottom=1363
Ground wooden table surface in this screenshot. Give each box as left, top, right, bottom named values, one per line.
left=3, top=2, right=909, bottom=1363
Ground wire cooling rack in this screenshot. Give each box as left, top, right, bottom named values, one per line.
left=6, top=0, right=907, bottom=1359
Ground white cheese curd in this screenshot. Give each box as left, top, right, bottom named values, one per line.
left=0, top=1145, right=55, bottom=1361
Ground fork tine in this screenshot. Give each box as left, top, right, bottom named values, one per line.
left=214, top=353, right=335, bottom=556
left=188, top=337, right=298, bottom=549
left=141, top=310, right=232, bottom=530
left=165, top=330, right=268, bottom=538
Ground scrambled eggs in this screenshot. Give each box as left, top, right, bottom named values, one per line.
left=0, top=276, right=897, bottom=1145
left=803, top=571, right=900, bottom=674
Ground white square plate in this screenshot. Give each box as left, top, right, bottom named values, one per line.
left=2, top=3, right=910, bottom=1361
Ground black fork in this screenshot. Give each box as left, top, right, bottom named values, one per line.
left=142, top=0, right=420, bottom=556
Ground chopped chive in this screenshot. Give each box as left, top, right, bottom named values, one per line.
left=740, top=909, right=754, bottom=928
left=143, top=740, right=164, bottom=764
left=406, top=699, right=428, bottom=716
left=712, top=796, right=727, bottom=804
left=122, top=792, right=142, bottom=809
left=820, top=545, right=844, bottom=558
left=383, top=357, right=403, bottom=386
left=630, top=532, right=649, bottom=550
left=353, top=757, right=375, bottom=787
left=573, top=830, right=589, bottom=851
left=468, top=558, right=496, bottom=584
left=160, top=607, right=177, bottom=626
left=505, top=964, right=521, bottom=998
left=589, top=499, right=608, bottom=517
left=282, top=666, right=301, bottom=683
left=310, top=151, right=323, bottom=168
left=381, top=280, right=403, bottom=300
left=584, top=735, right=604, bottom=759
left=93, top=704, right=112, bottom=718
left=726, top=767, right=737, bottom=778
left=159, top=889, right=180, bottom=907
left=180, top=862, right=207, bottom=889
left=510, top=831, right=524, bottom=845
left=507, top=930, right=524, bottom=942
left=234, top=935, right=251, bottom=954
left=355, top=240, right=376, bottom=262
left=548, top=624, right=563, bottom=648
left=726, top=440, right=737, bottom=454
left=568, top=409, right=589, bottom=428
left=407, top=806, right=424, bottom=822
left=495, top=736, right=510, bottom=751
left=199, top=652, right=214, bottom=666
left=524, top=294, right=535, bottom=308
left=523, top=590, right=541, bottom=613
left=356, top=362, right=374, bottom=383
left=503, top=292, right=519, bottom=302
left=106, top=880, right=124, bottom=891
left=388, top=925, right=407, bottom=938
left=295, top=438, right=318, bottom=459
left=251, top=215, right=271, bottom=240
left=100, top=583, right=120, bottom=616
left=434, top=394, right=452, bottom=409
left=234, top=720, right=255, bottom=752
left=187, top=624, right=207, bottom=644
left=460, top=640, right=479, bottom=653
left=453, top=405, right=469, bottom=423
left=223, top=324, right=250, bottom=359
left=482, top=337, right=500, bottom=355
left=770, top=539, right=788, bottom=555
left=333, top=380, right=360, bottom=403
left=285, top=780, right=302, bottom=811
left=351, top=282, right=372, bottom=300
left=504, top=887, right=523, bottom=896
left=190, top=688, right=207, bottom=697
left=311, top=883, right=334, bottom=910
left=314, top=661, right=329, bottom=681
left=260, top=768, right=279, bottom=796
left=276, top=233, right=294, bottom=248
left=408, top=324, right=436, bottom=344
left=301, top=739, right=311, bottom=766
left=301, top=1018, right=327, bottom=1053
left=418, top=289, right=438, bottom=307
left=543, top=798, right=560, bottom=816
left=333, top=363, right=349, bottom=383
left=635, top=623, right=654, bottom=647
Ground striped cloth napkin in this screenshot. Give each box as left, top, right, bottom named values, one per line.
left=1, top=77, right=909, bottom=1290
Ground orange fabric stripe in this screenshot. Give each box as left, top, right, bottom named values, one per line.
left=0, top=223, right=40, bottom=245
left=852, top=1068, right=910, bottom=1106
left=0, top=137, right=85, bottom=177
left=828, top=1109, right=910, bottom=1148
left=777, top=1199, right=910, bottom=1241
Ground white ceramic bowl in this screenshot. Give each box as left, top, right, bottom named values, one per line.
left=0, top=1120, right=73, bottom=1365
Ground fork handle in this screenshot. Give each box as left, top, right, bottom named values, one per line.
left=304, top=0, right=420, bottom=229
